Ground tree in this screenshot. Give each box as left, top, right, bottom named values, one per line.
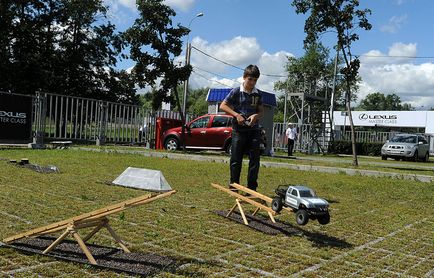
left=275, top=43, right=335, bottom=121
left=292, top=0, right=372, bottom=166
left=0, top=0, right=136, bottom=103
left=358, top=92, right=414, bottom=111
left=123, top=0, right=191, bottom=114
left=186, top=87, right=209, bottom=116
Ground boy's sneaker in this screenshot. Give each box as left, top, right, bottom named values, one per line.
left=228, top=184, right=238, bottom=193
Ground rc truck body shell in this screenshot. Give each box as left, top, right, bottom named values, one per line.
left=272, top=185, right=330, bottom=225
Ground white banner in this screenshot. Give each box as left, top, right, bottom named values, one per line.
left=333, top=111, right=428, bottom=128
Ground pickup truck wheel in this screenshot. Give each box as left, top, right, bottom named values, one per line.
left=271, top=197, right=283, bottom=213
left=318, top=212, right=330, bottom=225
left=295, top=209, right=309, bottom=225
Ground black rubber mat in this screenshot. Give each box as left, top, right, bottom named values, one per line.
left=215, top=210, right=300, bottom=235
left=3, top=236, right=177, bottom=276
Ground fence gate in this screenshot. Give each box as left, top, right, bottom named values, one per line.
left=32, top=92, right=185, bottom=146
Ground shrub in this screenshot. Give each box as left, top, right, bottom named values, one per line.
left=328, top=140, right=383, bottom=156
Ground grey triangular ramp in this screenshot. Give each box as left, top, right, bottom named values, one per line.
left=112, top=167, right=172, bottom=192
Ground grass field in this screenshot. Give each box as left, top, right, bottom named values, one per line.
left=0, top=148, right=433, bottom=277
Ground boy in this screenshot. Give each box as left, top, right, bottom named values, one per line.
left=219, top=65, right=264, bottom=191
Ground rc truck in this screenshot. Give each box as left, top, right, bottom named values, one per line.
left=271, top=185, right=330, bottom=225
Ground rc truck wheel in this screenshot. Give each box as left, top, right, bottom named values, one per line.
left=295, top=209, right=309, bottom=225
left=318, top=212, right=330, bottom=225
left=165, top=137, right=179, bottom=151
left=381, top=155, right=387, bottom=160
left=271, top=197, right=283, bottom=213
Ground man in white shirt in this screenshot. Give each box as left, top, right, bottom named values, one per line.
left=285, top=123, right=298, bottom=156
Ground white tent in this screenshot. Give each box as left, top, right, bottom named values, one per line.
left=112, top=167, right=172, bottom=192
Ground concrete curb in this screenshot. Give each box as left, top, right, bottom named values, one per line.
left=75, top=147, right=434, bottom=183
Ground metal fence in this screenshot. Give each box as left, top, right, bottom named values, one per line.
left=271, top=122, right=397, bottom=154
left=32, top=92, right=189, bottom=146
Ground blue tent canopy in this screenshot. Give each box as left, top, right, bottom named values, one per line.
left=206, top=88, right=277, bottom=107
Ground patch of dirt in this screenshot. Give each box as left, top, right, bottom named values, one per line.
left=5, top=236, right=177, bottom=276
left=215, top=210, right=300, bottom=235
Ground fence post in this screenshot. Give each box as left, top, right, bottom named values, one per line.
left=96, top=101, right=107, bottom=146
left=31, top=92, right=46, bottom=148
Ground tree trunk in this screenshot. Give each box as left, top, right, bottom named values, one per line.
left=172, top=86, right=186, bottom=151
left=346, top=91, right=358, bottom=166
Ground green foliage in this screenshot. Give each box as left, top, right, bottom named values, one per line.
left=328, top=140, right=383, bottom=156
left=292, top=0, right=372, bottom=166
left=123, top=0, right=191, bottom=111
left=358, top=92, right=414, bottom=111
left=0, top=0, right=138, bottom=103
left=187, top=87, right=209, bottom=115
left=274, top=44, right=336, bottom=122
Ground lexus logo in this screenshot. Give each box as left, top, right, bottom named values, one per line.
left=359, top=113, right=397, bottom=120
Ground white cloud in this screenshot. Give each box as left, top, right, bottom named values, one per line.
left=164, top=0, right=195, bottom=12
left=359, top=43, right=434, bottom=109
left=380, top=14, right=407, bottom=34
left=360, top=42, right=417, bottom=65
left=190, top=36, right=263, bottom=73
left=188, top=36, right=292, bottom=93
left=108, top=0, right=196, bottom=13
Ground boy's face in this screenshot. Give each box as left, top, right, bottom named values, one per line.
left=243, top=76, right=258, bottom=91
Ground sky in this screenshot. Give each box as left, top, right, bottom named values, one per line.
left=105, top=0, right=434, bottom=110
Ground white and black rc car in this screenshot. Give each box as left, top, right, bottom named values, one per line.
left=271, top=185, right=330, bottom=225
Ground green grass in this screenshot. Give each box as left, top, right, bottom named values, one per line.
left=0, top=148, right=433, bottom=277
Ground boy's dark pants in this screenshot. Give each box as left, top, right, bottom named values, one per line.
left=230, top=129, right=261, bottom=191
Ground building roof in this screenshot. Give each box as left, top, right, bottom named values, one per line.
left=206, top=88, right=277, bottom=107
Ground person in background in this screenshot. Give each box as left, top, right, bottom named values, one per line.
left=219, top=65, right=264, bottom=191
left=285, top=123, right=298, bottom=156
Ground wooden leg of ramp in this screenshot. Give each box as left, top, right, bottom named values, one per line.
left=211, top=183, right=278, bottom=226
left=267, top=211, right=276, bottom=223
left=72, top=230, right=97, bottom=265
left=43, top=227, right=72, bottom=255
left=226, top=203, right=238, bottom=217
left=252, top=207, right=260, bottom=216
left=82, top=220, right=107, bottom=242
left=105, top=223, right=130, bottom=253
left=236, top=199, right=249, bottom=225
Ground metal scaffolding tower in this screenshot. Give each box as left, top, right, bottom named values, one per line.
left=285, top=78, right=331, bottom=154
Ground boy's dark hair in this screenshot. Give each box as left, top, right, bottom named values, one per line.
left=243, top=65, right=260, bottom=78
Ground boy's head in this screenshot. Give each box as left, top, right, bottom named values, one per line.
left=243, top=65, right=260, bottom=91
left=243, top=65, right=260, bottom=79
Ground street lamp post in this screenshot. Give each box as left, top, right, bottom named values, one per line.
left=182, top=12, right=204, bottom=117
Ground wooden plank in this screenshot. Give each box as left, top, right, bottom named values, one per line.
left=230, top=183, right=273, bottom=204
left=3, top=190, right=176, bottom=243
left=211, top=183, right=275, bottom=215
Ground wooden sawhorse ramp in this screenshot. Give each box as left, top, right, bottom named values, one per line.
left=211, top=183, right=277, bottom=225
left=3, top=190, right=176, bottom=265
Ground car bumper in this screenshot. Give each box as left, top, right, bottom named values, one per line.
left=381, top=149, right=414, bottom=158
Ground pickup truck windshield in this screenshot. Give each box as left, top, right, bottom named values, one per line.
left=299, top=190, right=314, bottom=198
